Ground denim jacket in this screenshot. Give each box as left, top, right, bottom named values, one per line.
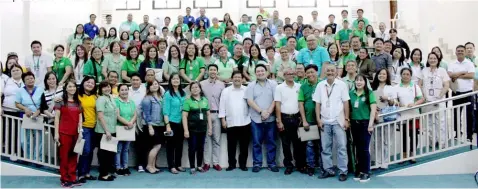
left=141, top=95, right=164, bottom=126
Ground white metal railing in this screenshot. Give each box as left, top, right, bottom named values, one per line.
left=370, top=91, right=477, bottom=169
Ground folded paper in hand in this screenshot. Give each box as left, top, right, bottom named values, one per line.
left=297, top=125, right=320, bottom=142
left=21, top=115, right=44, bottom=130
left=100, top=135, right=118, bottom=152
left=73, top=138, right=85, bottom=155
left=116, top=125, right=136, bottom=141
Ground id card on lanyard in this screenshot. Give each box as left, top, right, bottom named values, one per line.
left=33, top=56, right=41, bottom=76
left=195, top=99, right=204, bottom=120
left=325, top=83, right=335, bottom=108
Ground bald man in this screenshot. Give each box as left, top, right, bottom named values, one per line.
left=296, top=34, right=331, bottom=79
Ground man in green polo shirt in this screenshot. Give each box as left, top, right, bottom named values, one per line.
left=352, top=20, right=367, bottom=46
left=294, top=63, right=307, bottom=84
left=352, top=9, right=369, bottom=30
left=237, top=14, right=250, bottom=36
left=298, top=64, right=323, bottom=176
left=337, top=41, right=356, bottom=77
left=223, top=27, right=240, bottom=55
left=335, top=19, right=352, bottom=54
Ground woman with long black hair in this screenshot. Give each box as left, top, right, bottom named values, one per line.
left=71, top=45, right=89, bottom=84
left=179, top=43, right=205, bottom=83
left=83, top=47, right=105, bottom=82
left=243, top=44, right=267, bottom=81
left=139, top=46, right=164, bottom=81
left=163, top=73, right=186, bottom=174
left=162, top=45, right=182, bottom=81
left=350, top=74, right=377, bottom=182
left=390, top=47, right=407, bottom=85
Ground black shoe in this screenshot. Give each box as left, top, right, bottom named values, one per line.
left=61, top=182, right=73, bottom=188
left=284, top=167, right=293, bottom=175
left=298, top=167, right=307, bottom=174
left=84, top=175, right=97, bottom=180
left=110, top=174, right=117, bottom=179
left=359, top=173, right=370, bottom=182
left=124, top=168, right=131, bottom=175
left=78, top=177, right=87, bottom=183
left=339, top=174, right=348, bottom=182
left=71, top=180, right=82, bottom=187
left=354, top=172, right=363, bottom=181
left=252, top=166, right=261, bottom=173
left=307, top=167, right=315, bottom=176
left=318, top=171, right=335, bottom=179
left=240, top=167, right=248, bottom=171
left=226, top=167, right=236, bottom=171
left=117, top=169, right=125, bottom=176
left=269, top=166, right=279, bottom=172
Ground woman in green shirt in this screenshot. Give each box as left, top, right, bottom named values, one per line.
left=95, top=81, right=119, bottom=181
left=93, top=28, right=109, bottom=51
left=201, top=44, right=216, bottom=80
left=214, top=45, right=237, bottom=82
left=115, top=84, right=137, bottom=176
left=221, top=13, right=232, bottom=29
left=102, top=42, right=125, bottom=82
left=349, top=74, right=377, bottom=182
left=194, top=20, right=208, bottom=39
left=243, top=44, right=267, bottom=81
left=163, top=73, right=186, bottom=174
left=162, top=45, right=182, bottom=81
left=138, top=40, right=151, bottom=62
left=179, top=44, right=205, bottom=83
left=52, top=45, right=73, bottom=86
left=272, top=47, right=296, bottom=82
left=182, top=82, right=212, bottom=174
left=208, top=18, right=224, bottom=40
left=66, top=24, right=89, bottom=57
left=121, top=46, right=141, bottom=83
left=83, top=47, right=105, bottom=82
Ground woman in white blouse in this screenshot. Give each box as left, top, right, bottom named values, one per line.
left=396, top=67, right=425, bottom=164
left=3, top=64, right=24, bottom=113
left=370, top=68, right=397, bottom=169
left=408, top=48, right=424, bottom=86
left=390, top=47, right=407, bottom=85
left=421, top=52, right=450, bottom=148
left=71, top=45, right=89, bottom=84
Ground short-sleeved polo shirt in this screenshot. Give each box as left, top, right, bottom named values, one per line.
left=396, top=82, right=422, bottom=119
left=298, top=78, right=320, bottom=124
left=296, top=46, right=331, bottom=76
left=349, top=90, right=376, bottom=120
left=121, top=59, right=141, bottom=78
left=312, top=79, right=350, bottom=125
left=352, top=29, right=367, bottom=43
left=335, top=29, right=352, bottom=43
left=338, top=52, right=357, bottom=68
left=277, top=36, right=300, bottom=50
left=271, top=59, right=296, bottom=83
left=183, top=96, right=210, bottom=133
left=53, top=57, right=73, bottom=81
left=237, top=23, right=251, bottom=36
left=95, top=95, right=118, bottom=134
left=245, top=79, right=277, bottom=123
left=352, top=18, right=370, bottom=29
left=179, top=57, right=206, bottom=80
left=214, top=58, right=237, bottom=81
left=83, top=59, right=104, bottom=82
left=78, top=94, right=97, bottom=128
left=274, top=82, right=301, bottom=114
left=67, top=34, right=89, bottom=54
left=208, top=26, right=224, bottom=40
left=15, top=86, right=45, bottom=112
left=115, top=98, right=136, bottom=125
left=223, top=38, right=240, bottom=55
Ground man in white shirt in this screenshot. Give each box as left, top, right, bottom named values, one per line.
left=128, top=73, right=147, bottom=172
left=310, top=11, right=324, bottom=32
left=336, top=10, right=349, bottom=31
left=103, top=14, right=114, bottom=31
left=377, top=22, right=390, bottom=41
left=25, top=40, right=53, bottom=88
left=219, top=71, right=251, bottom=172
left=313, top=64, right=350, bottom=181
left=243, top=24, right=263, bottom=45
left=448, top=45, right=475, bottom=141
left=274, top=68, right=305, bottom=175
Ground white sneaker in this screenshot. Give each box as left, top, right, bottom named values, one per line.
left=138, top=166, right=145, bottom=173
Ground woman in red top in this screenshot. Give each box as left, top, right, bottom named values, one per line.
left=54, top=80, right=83, bottom=188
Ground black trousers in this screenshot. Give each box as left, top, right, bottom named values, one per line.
left=187, top=132, right=206, bottom=169
left=279, top=114, right=306, bottom=168
left=346, top=129, right=355, bottom=173
left=452, top=91, right=474, bottom=140
left=134, top=128, right=148, bottom=168
left=166, top=122, right=184, bottom=169
left=95, top=133, right=116, bottom=177
left=227, top=125, right=250, bottom=168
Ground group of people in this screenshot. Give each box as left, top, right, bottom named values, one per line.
left=1, top=6, right=477, bottom=188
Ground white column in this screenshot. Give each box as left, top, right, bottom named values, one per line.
left=22, top=0, right=30, bottom=57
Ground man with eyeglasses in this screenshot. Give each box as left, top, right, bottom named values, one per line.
left=296, top=35, right=331, bottom=79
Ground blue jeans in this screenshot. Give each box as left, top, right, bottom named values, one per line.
left=116, top=141, right=131, bottom=169
left=21, top=129, right=43, bottom=161
left=77, top=128, right=95, bottom=177
left=321, top=123, right=348, bottom=174
left=187, top=132, right=206, bottom=169
left=251, top=121, right=277, bottom=167
left=351, top=120, right=372, bottom=174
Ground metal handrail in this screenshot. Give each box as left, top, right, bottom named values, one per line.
left=379, top=90, right=478, bottom=117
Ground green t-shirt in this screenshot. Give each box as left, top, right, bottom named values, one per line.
left=208, top=26, right=224, bottom=40
left=115, top=98, right=136, bottom=126
left=183, top=96, right=210, bottom=133
left=237, top=23, right=251, bottom=36
left=52, top=57, right=73, bottom=81
left=179, top=57, right=206, bottom=81
left=349, top=90, right=376, bottom=120
left=335, top=29, right=353, bottom=43
left=214, top=58, right=237, bottom=81
left=121, top=59, right=141, bottom=79
left=338, top=52, right=357, bottom=68
left=298, top=78, right=320, bottom=124
left=223, top=38, right=240, bottom=55
left=83, top=59, right=104, bottom=82
left=95, top=95, right=118, bottom=134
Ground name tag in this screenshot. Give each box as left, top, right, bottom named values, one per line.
left=199, top=113, right=204, bottom=120
left=354, top=100, right=359, bottom=108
